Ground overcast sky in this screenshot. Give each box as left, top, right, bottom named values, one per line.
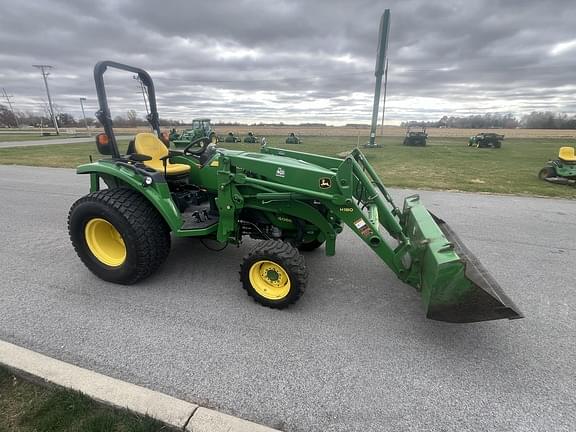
left=1, top=0, right=575, bottom=125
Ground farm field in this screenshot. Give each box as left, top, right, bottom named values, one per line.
left=0, top=134, right=573, bottom=198
left=3, top=126, right=576, bottom=139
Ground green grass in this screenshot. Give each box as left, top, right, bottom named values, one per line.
left=0, top=135, right=574, bottom=198
left=0, top=366, right=174, bottom=432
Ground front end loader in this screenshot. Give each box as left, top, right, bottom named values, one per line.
left=68, top=61, right=522, bottom=323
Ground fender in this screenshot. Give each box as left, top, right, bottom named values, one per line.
left=77, top=161, right=182, bottom=232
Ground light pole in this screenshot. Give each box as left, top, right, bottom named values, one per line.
left=79, top=97, right=89, bottom=136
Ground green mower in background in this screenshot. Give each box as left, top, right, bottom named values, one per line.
left=539, top=146, right=576, bottom=185
left=468, top=132, right=504, bottom=149
left=223, top=131, right=241, bottom=142
left=285, top=132, right=302, bottom=144
left=243, top=131, right=258, bottom=143
left=67, top=61, right=522, bottom=323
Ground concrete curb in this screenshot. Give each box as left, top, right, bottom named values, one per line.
left=0, top=340, right=279, bottom=432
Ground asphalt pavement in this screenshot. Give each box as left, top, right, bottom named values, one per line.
left=0, top=165, right=574, bottom=432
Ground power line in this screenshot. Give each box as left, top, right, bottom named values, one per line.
left=33, top=64, right=60, bottom=135
left=1, top=88, right=19, bottom=128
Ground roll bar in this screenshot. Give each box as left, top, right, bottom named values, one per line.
left=93, top=61, right=161, bottom=159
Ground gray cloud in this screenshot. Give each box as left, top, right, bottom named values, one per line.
left=0, top=0, right=575, bottom=124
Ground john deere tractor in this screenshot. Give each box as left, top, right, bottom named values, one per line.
left=171, top=118, right=217, bottom=149
left=468, top=133, right=504, bottom=149
left=285, top=132, right=302, bottom=144
left=243, top=131, right=258, bottom=143
left=403, top=127, right=427, bottom=146
left=67, top=61, right=522, bottom=323
left=538, top=146, right=576, bottom=185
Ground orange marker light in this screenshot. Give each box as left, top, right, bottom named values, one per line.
left=96, top=133, right=109, bottom=145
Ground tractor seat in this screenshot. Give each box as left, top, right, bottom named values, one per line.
left=558, top=146, right=576, bottom=163
left=134, top=133, right=191, bottom=176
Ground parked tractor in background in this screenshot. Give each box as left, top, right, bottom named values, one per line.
left=171, top=118, right=217, bottom=149
left=403, top=127, right=427, bottom=146
left=468, top=133, right=504, bottom=149
left=223, top=132, right=242, bottom=142
left=539, top=146, right=576, bottom=185
left=243, top=131, right=258, bottom=143
left=285, top=132, right=302, bottom=144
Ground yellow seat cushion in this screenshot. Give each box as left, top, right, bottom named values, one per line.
left=559, top=146, right=576, bottom=162
left=134, top=133, right=191, bottom=176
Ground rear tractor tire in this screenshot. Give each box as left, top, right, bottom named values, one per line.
left=240, top=240, right=308, bottom=309
left=68, top=188, right=171, bottom=284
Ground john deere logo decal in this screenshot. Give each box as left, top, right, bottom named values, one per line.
left=319, top=178, right=331, bottom=189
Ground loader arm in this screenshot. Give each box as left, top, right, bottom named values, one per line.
left=332, top=149, right=522, bottom=323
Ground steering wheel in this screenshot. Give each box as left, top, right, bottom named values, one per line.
left=182, top=136, right=211, bottom=156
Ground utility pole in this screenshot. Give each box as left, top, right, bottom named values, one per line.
left=79, top=97, right=89, bottom=136
left=380, top=59, right=389, bottom=136
left=1, top=88, right=19, bottom=128
left=364, top=9, right=391, bottom=148
left=33, top=64, right=60, bottom=135
left=133, top=75, right=149, bottom=115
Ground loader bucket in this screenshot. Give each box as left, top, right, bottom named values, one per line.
left=403, top=196, right=523, bottom=323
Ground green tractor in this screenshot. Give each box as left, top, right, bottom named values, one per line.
left=171, top=118, right=217, bottom=149
left=243, top=131, right=258, bottom=143
left=403, top=127, right=427, bottom=146
left=538, top=146, right=576, bottom=185
left=223, top=132, right=241, bottom=143
left=285, top=132, right=302, bottom=144
left=468, top=133, right=504, bottom=149
left=67, top=61, right=522, bottom=323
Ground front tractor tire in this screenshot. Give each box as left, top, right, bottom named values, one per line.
left=68, top=188, right=171, bottom=284
left=240, top=240, right=308, bottom=309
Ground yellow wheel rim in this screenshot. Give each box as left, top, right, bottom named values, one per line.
left=84, top=218, right=126, bottom=267
left=248, top=260, right=291, bottom=300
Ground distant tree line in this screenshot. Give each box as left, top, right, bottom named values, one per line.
left=401, top=112, right=576, bottom=129
left=0, top=105, right=186, bottom=128
left=3, top=104, right=575, bottom=130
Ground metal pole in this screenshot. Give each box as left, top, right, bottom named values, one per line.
left=79, top=97, right=89, bottom=136
left=1, top=88, right=19, bottom=128
left=366, top=9, right=391, bottom=148
left=33, top=65, right=60, bottom=135
left=380, top=59, right=388, bottom=136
